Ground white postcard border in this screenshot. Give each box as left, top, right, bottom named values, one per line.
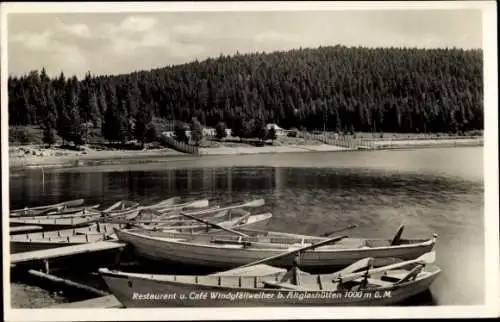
left=1, top=1, right=498, bottom=320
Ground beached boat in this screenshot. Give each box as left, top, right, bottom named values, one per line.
left=99, top=252, right=441, bottom=307
left=10, top=231, right=118, bottom=254
left=9, top=223, right=121, bottom=253
left=10, top=199, right=85, bottom=217
left=113, top=226, right=437, bottom=272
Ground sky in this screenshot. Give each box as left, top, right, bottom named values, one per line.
left=6, top=9, right=483, bottom=79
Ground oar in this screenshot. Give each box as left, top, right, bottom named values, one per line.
left=176, top=211, right=250, bottom=237
left=332, top=251, right=436, bottom=283
left=232, top=212, right=252, bottom=226
left=322, top=224, right=358, bottom=237
left=236, top=234, right=348, bottom=269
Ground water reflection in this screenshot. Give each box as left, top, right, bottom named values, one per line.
left=9, top=148, right=484, bottom=306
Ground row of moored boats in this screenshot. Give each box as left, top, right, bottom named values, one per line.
left=10, top=197, right=441, bottom=307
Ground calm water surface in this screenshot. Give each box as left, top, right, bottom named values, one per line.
left=9, top=147, right=484, bottom=307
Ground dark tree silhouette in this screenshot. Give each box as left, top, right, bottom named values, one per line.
left=8, top=45, right=483, bottom=146
left=190, top=117, right=203, bottom=146
left=174, top=123, right=188, bottom=143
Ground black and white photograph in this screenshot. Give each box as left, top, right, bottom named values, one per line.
left=2, top=1, right=498, bottom=320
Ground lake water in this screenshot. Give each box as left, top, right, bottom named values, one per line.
left=8, top=147, right=484, bottom=307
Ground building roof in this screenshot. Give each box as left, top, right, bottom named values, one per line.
left=266, top=123, right=283, bottom=130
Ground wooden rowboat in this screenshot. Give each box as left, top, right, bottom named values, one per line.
left=10, top=199, right=85, bottom=217
left=10, top=231, right=118, bottom=254
left=136, top=212, right=273, bottom=234
left=98, top=253, right=441, bottom=307
left=8, top=212, right=270, bottom=254
left=94, top=198, right=207, bottom=220
left=113, top=226, right=437, bottom=272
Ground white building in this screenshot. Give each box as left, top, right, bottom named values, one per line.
left=266, top=123, right=287, bottom=136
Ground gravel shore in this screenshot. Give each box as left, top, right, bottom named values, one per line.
left=8, top=137, right=483, bottom=170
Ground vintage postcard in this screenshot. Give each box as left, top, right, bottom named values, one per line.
left=1, top=1, right=498, bottom=321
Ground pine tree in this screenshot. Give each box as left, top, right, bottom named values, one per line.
left=253, top=115, right=267, bottom=141
left=215, top=122, right=227, bottom=140
left=190, top=117, right=203, bottom=146
left=174, top=123, right=188, bottom=143
left=267, top=126, right=277, bottom=142
left=134, top=101, right=153, bottom=147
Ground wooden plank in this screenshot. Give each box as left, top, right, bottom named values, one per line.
left=50, top=295, right=122, bottom=308
left=11, top=241, right=126, bottom=264
left=28, top=270, right=109, bottom=296
left=10, top=225, right=43, bottom=234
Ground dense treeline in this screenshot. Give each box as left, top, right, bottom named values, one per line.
left=8, top=45, right=483, bottom=145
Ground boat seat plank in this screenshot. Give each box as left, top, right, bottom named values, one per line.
left=364, top=240, right=391, bottom=247
left=383, top=270, right=412, bottom=280
left=298, top=274, right=321, bottom=290
left=262, top=280, right=300, bottom=290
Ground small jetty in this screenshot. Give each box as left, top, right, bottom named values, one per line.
left=11, top=241, right=126, bottom=266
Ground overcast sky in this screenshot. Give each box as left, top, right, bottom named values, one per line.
left=7, top=9, right=483, bottom=79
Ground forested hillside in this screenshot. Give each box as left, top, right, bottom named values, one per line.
left=8, top=45, right=483, bottom=145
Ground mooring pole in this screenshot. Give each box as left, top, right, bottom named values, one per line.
left=42, top=167, right=45, bottom=191
left=43, top=259, right=50, bottom=274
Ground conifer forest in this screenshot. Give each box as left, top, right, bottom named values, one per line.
left=8, top=45, right=484, bottom=145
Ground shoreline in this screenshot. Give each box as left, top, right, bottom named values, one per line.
left=8, top=137, right=483, bottom=171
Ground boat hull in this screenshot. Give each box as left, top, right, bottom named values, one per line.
left=99, top=267, right=441, bottom=307
left=9, top=210, right=139, bottom=230
left=115, top=229, right=436, bottom=272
